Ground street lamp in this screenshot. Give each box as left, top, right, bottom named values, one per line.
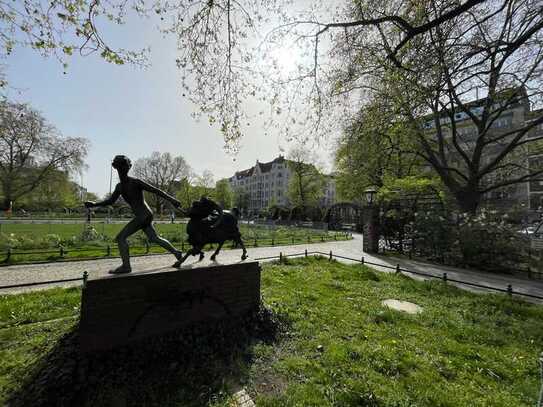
left=362, top=186, right=380, bottom=254
left=364, top=186, right=378, bottom=206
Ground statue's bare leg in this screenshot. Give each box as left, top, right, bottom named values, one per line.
left=113, top=218, right=144, bottom=273
left=143, top=223, right=182, bottom=266
left=210, top=241, right=224, bottom=261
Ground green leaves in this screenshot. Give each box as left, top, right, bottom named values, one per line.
left=100, top=48, right=125, bottom=65
left=33, top=40, right=45, bottom=49
left=378, top=175, right=443, bottom=203
left=335, top=97, right=425, bottom=202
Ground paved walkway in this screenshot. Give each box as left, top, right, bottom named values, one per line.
left=1, top=234, right=543, bottom=302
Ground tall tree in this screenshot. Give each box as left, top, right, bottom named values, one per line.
left=232, top=187, right=250, bottom=213
left=0, top=101, right=88, bottom=210
left=175, top=177, right=197, bottom=209
left=213, top=179, right=233, bottom=208
left=193, top=170, right=215, bottom=199
left=133, top=152, right=191, bottom=214
left=175, top=169, right=215, bottom=209
left=0, top=0, right=488, bottom=148
left=167, top=0, right=488, bottom=147
left=333, top=0, right=543, bottom=213
left=335, top=97, right=425, bottom=202
left=287, top=146, right=326, bottom=211
left=21, top=169, right=82, bottom=210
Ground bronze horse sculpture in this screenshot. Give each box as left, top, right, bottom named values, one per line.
left=175, top=197, right=248, bottom=266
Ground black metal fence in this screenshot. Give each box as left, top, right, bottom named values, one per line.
left=251, top=219, right=330, bottom=229
left=378, top=208, right=543, bottom=280
left=0, top=232, right=352, bottom=265
left=380, top=231, right=543, bottom=280
left=1, top=250, right=541, bottom=302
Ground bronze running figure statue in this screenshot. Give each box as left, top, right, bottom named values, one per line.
left=84, top=155, right=183, bottom=274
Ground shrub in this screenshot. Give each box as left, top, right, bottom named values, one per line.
left=411, top=209, right=528, bottom=272
left=455, top=211, right=526, bottom=271
left=43, top=234, right=61, bottom=247
left=79, top=226, right=101, bottom=242
left=412, top=211, right=455, bottom=261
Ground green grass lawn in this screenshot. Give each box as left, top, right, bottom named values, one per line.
left=1, top=257, right=542, bottom=406
left=0, top=222, right=350, bottom=264
left=0, top=222, right=336, bottom=241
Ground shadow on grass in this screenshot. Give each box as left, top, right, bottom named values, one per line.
left=7, top=304, right=286, bottom=407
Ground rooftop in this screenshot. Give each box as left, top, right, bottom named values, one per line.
left=232, top=155, right=287, bottom=179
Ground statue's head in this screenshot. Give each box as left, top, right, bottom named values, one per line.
left=112, top=155, right=132, bottom=174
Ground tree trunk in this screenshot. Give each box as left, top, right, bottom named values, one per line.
left=2, top=197, right=12, bottom=211
left=156, top=198, right=162, bottom=216
left=454, top=188, right=481, bottom=215
left=2, top=178, right=13, bottom=211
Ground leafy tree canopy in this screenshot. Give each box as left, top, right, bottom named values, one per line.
left=0, top=101, right=88, bottom=209
left=0, top=0, right=490, bottom=149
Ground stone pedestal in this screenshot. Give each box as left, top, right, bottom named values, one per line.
left=362, top=205, right=380, bottom=253
left=79, top=262, right=261, bottom=351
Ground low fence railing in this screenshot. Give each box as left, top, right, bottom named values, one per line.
left=379, top=235, right=543, bottom=280
left=1, top=250, right=541, bottom=302
left=252, top=219, right=330, bottom=229
left=0, top=232, right=352, bottom=265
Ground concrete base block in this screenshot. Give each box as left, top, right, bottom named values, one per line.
left=79, top=261, right=261, bottom=351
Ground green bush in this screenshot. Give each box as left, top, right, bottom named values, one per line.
left=79, top=225, right=101, bottom=242
left=455, top=211, right=526, bottom=271
left=43, top=234, right=61, bottom=247
left=412, top=209, right=528, bottom=272
left=412, top=211, right=455, bottom=261
left=0, top=233, right=62, bottom=250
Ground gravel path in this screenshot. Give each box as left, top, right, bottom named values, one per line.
left=1, top=234, right=543, bottom=303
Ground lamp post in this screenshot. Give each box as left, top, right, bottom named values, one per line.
left=365, top=186, right=378, bottom=206
left=363, top=186, right=380, bottom=254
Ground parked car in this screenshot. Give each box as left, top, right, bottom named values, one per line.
left=518, top=225, right=538, bottom=235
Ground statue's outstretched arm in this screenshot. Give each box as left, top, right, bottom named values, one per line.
left=138, top=179, right=181, bottom=207
left=85, top=184, right=121, bottom=208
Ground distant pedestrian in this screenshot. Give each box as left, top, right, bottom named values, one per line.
left=170, top=211, right=175, bottom=224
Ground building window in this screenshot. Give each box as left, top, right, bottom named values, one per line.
left=492, top=116, right=512, bottom=128
left=423, top=121, right=434, bottom=129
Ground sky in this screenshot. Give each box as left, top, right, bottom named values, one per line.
left=4, top=12, right=335, bottom=198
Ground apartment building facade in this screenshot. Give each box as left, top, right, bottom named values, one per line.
left=527, top=108, right=543, bottom=210
left=228, top=155, right=336, bottom=214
